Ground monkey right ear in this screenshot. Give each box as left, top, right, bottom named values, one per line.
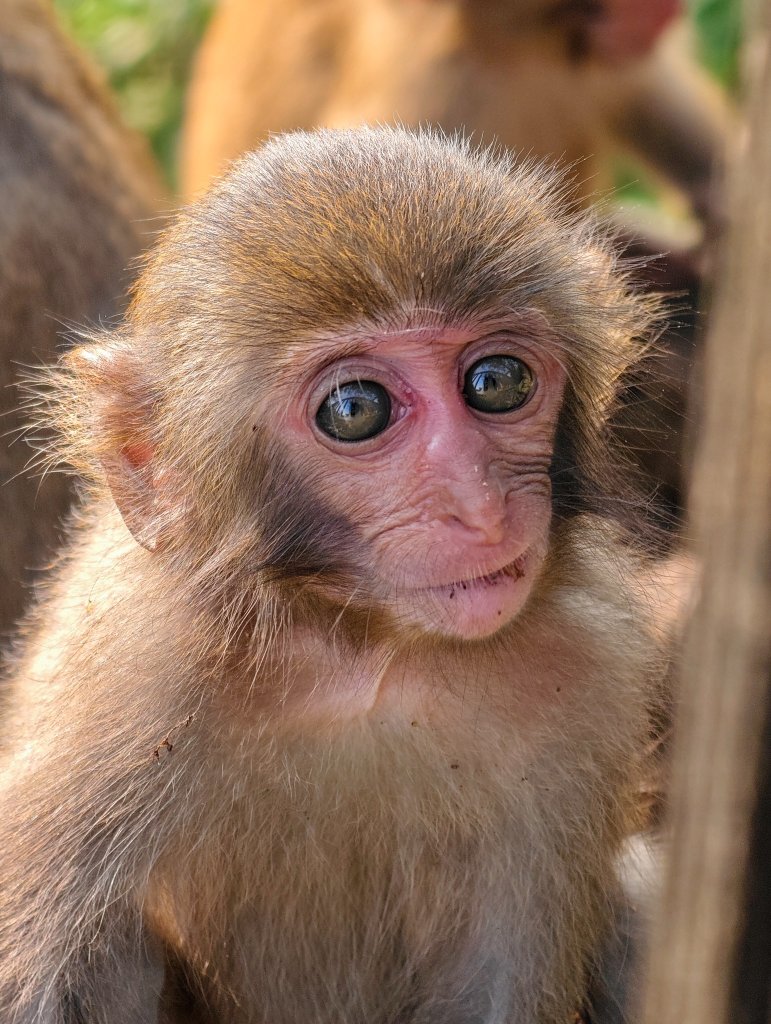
left=102, top=438, right=166, bottom=553
left=58, top=342, right=175, bottom=552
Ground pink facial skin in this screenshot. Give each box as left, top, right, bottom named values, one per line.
left=279, top=322, right=567, bottom=641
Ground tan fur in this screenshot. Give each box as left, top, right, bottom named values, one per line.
left=0, top=0, right=165, bottom=639
left=1, top=509, right=655, bottom=1023
left=0, top=129, right=664, bottom=1023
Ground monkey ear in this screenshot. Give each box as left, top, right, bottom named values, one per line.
left=61, top=342, right=174, bottom=552
left=102, top=439, right=166, bottom=553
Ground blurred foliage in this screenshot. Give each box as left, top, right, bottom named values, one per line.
left=54, top=0, right=214, bottom=187
left=617, top=0, right=741, bottom=206
left=690, top=0, right=743, bottom=89
left=54, top=0, right=741, bottom=192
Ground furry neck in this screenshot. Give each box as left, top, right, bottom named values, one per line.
left=149, top=524, right=653, bottom=1023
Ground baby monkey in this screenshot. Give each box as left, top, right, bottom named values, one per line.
left=0, top=128, right=663, bottom=1023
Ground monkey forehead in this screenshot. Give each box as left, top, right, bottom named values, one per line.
left=273, top=313, right=561, bottom=378
left=136, top=127, right=648, bottom=354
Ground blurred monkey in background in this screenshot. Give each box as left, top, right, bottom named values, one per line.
left=182, top=0, right=729, bottom=217
left=0, top=0, right=165, bottom=639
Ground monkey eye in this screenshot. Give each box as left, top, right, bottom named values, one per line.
left=462, top=355, right=535, bottom=414
left=315, top=379, right=392, bottom=442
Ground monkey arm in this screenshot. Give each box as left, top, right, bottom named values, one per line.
left=0, top=584, right=182, bottom=1024
left=56, top=931, right=165, bottom=1024
left=0, top=884, right=164, bottom=1023
left=0, top=759, right=166, bottom=1024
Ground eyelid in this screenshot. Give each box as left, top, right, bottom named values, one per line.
left=308, top=360, right=409, bottom=416
left=458, top=335, right=544, bottom=374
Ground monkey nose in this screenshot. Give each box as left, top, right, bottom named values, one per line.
left=442, top=482, right=507, bottom=546
left=447, top=512, right=507, bottom=547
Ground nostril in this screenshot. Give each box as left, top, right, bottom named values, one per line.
left=446, top=512, right=506, bottom=546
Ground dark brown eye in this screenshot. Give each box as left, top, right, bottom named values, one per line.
left=316, top=380, right=391, bottom=442
left=463, top=355, right=535, bottom=413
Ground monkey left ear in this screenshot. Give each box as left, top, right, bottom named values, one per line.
left=59, top=341, right=177, bottom=552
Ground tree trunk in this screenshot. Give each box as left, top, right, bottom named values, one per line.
left=641, top=3, right=771, bottom=1021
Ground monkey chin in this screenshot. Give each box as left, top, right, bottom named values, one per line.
left=400, top=552, right=536, bottom=641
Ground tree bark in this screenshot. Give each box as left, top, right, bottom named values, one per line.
left=641, top=3, right=771, bottom=1021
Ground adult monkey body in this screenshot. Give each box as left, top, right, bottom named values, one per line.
left=0, top=0, right=164, bottom=638
left=0, top=129, right=662, bottom=1023
left=182, top=0, right=728, bottom=212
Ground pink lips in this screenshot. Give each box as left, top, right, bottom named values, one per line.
left=398, top=551, right=534, bottom=639
left=423, top=554, right=527, bottom=597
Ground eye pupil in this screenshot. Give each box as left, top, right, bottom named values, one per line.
left=316, top=380, right=391, bottom=442
left=475, top=371, right=499, bottom=392
left=463, top=355, right=534, bottom=413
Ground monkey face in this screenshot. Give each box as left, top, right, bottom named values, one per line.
left=56, top=130, right=653, bottom=656
left=276, top=322, right=567, bottom=641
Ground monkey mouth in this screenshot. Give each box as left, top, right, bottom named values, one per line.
left=396, top=551, right=536, bottom=641
left=420, top=553, right=528, bottom=598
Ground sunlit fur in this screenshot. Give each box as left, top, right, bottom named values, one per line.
left=1, top=128, right=664, bottom=1023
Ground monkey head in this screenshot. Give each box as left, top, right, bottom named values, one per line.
left=49, top=128, right=656, bottom=647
